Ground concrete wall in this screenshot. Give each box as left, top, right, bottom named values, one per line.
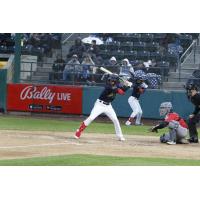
left=83, top=86, right=194, bottom=119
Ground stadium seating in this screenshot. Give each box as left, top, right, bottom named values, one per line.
left=132, top=41, right=146, bottom=51
left=145, top=42, right=159, bottom=52
left=0, top=33, right=61, bottom=57
left=119, top=41, right=133, bottom=51
left=180, top=34, right=193, bottom=48
left=153, top=33, right=167, bottom=43
left=124, top=50, right=137, bottom=60
left=140, top=33, right=154, bottom=42
left=136, top=51, right=150, bottom=61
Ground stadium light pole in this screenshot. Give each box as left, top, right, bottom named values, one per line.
left=13, top=33, right=22, bottom=83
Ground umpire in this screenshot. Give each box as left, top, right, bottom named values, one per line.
left=186, top=83, right=200, bottom=143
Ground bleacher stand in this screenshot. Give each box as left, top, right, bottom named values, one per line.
left=49, top=55, right=65, bottom=83
left=0, top=33, right=62, bottom=58
left=1, top=33, right=196, bottom=89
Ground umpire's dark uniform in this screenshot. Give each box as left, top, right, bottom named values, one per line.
left=188, top=92, right=200, bottom=143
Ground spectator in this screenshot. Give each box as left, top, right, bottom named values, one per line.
left=146, top=73, right=161, bottom=89
left=168, top=38, right=183, bottom=58
left=63, top=54, right=81, bottom=82
left=50, top=55, right=65, bottom=82
left=143, top=60, right=152, bottom=72
left=68, top=37, right=86, bottom=59
left=105, top=37, right=114, bottom=44
left=95, top=56, right=104, bottom=66
left=107, top=56, right=118, bottom=66
left=105, top=56, right=119, bottom=73
left=87, top=40, right=100, bottom=60
left=81, top=54, right=95, bottom=83
left=119, top=58, right=134, bottom=77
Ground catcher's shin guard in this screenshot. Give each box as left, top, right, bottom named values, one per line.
left=75, top=122, right=86, bottom=138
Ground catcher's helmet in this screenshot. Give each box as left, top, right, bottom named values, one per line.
left=159, top=102, right=173, bottom=116
left=138, top=82, right=148, bottom=89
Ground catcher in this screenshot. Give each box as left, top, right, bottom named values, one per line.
left=149, top=102, right=189, bottom=145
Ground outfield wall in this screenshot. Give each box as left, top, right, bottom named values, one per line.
left=3, top=84, right=194, bottom=119
left=83, top=86, right=194, bottom=119
left=0, top=69, right=7, bottom=112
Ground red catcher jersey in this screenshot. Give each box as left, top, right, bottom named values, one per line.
left=165, top=112, right=188, bottom=129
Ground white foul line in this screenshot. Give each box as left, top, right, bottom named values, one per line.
left=0, top=141, right=83, bottom=149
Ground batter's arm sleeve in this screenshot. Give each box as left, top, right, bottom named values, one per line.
left=117, top=88, right=125, bottom=95
left=121, top=85, right=130, bottom=92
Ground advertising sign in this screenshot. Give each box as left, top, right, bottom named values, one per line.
left=7, top=84, right=82, bottom=114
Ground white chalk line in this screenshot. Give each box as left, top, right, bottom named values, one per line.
left=0, top=141, right=83, bottom=149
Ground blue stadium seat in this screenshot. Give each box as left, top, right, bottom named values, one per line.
left=153, top=33, right=167, bottom=43
left=132, top=42, right=146, bottom=51
left=157, top=61, right=170, bottom=77
left=150, top=51, right=163, bottom=61
left=124, top=50, right=137, bottom=61
left=112, top=34, right=131, bottom=42
left=119, top=41, right=133, bottom=51
left=0, top=45, right=7, bottom=53
left=145, top=42, right=159, bottom=52
left=111, top=50, right=125, bottom=60
left=129, top=33, right=141, bottom=42
left=140, top=33, right=154, bottom=42
left=106, top=41, right=120, bottom=51
left=162, top=52, right=178, bottom=67
left=99, top=49, right=111, bottom=60
left=136, top=51, right=150, bottom=61
left=180, top=34, right=193, bottom=48
left=99, top=44, right=107, bottom=50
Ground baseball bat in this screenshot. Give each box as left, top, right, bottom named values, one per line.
left=100, top=67, right=113, bottom=75
left=100, top=67, right=132, bottom=87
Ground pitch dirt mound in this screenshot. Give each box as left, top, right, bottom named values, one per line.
left=0, top=130, right=199, bottom=160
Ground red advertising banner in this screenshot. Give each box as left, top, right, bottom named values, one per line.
left=7, top=84, right=82, bottom=114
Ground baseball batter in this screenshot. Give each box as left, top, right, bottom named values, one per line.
left=125, top=78, right=148, bottom=126
left=74, top=74, right=130, bottom=141
left=150, top=102, right=189, bottom=145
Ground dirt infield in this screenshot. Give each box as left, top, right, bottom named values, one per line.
left=0, top=130, right=199, bottom=160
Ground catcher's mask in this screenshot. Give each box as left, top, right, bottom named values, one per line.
left=159, top=102, right=173, bottom=116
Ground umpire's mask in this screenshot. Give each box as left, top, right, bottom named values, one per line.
left=185, top=83, right=198, bottom=99
left=159, top=102, right=173, bottom=116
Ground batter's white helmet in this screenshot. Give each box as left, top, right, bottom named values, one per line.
left=159, top=102, right=173, bottom=116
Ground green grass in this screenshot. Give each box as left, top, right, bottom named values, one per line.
left=0, top=115, right=167, bottom=136
left=0, top=154, right=200, bottom=166
left=0, top=115, right=199, bottom=166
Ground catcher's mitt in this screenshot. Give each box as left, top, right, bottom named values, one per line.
left=148, top=126, right=158, bottom=133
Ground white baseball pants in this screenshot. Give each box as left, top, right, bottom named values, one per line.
left=84, top=99, right=124, bottom=139
left=128, top=96, right=142, bottom=124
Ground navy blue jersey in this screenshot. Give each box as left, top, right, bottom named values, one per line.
left=99, top=83, right=127, bottom=103
left=99, top=85, right=118, bottom=103
left=131, top=83, right=145, bottom=99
